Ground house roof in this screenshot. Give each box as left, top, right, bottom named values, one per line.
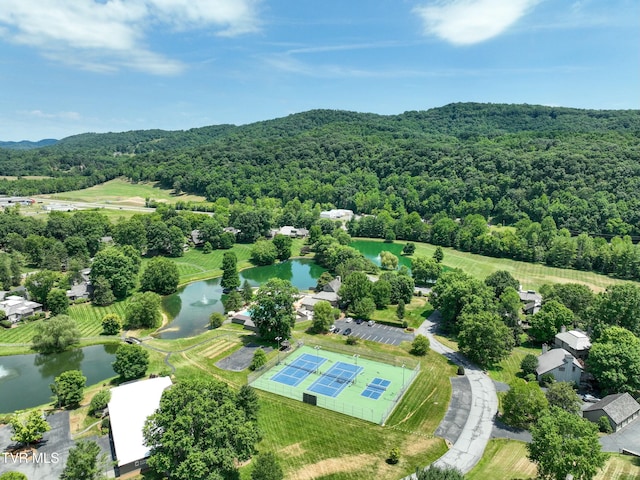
left=536, top=348, right=582, bottom=376
left=555, top=330, right=591, bottom=351
left=323, top=277, right=342, bottom=293
left=108, top=376, right=173, bottom=467
left=313, top=291, right=339, bottom=303
left=584, top=393, right=640, bottom=424
left=519, top=290, right=542, bottom=304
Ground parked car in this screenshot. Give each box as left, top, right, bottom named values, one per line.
left=334, top=327, right=341, bottom=334
left=367, top=320, right=375, bottom=326
left=355, top=319, right=363, bottom=325
left=582, top=394, right=600, bottom=403
left=343, top=328, right=352, bottom=336
left=329, top=324, right=336, bottom=333
left=345, top=317, right=353, bottom=323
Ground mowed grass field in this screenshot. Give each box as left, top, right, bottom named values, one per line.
left=36, top=177, right=207, bottom=206
left=467, top=440, right=640, bottom=480
left=396, top=240, right=629, bottom=292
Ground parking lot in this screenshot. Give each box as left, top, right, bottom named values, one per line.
left=331, top=318, right=414, bottom=346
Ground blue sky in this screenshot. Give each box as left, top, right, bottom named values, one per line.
left=0, top=0, right=638, bottom=141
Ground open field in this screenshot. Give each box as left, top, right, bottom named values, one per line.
left=488, top=344, right=541, bottom=385
left=35, top=178, right=207, bottom=206
left=467, top=439, right=640, bottom=480
left=376, top=239, right=630, bottom=292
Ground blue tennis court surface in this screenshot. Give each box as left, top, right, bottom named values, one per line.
left=271, top=353, right=327, bottom=387
left=308, top=362, right=364, bottom=398
left=361, top=377, right=392, bottom=400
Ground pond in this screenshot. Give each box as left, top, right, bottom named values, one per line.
left=158, top=258, right=326, bottom=339
left=0, top=344, right=118, bottom=413
left=349, top=240, right=413, bottom=271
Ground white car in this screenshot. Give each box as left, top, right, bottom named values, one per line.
left=329, top=324, right=337, bottom=333
left=344, top=317, right=353, bottom=323
left=582, top=394, right=600, bottom=403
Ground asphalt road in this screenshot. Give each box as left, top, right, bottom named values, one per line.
left=405, top=310, right=498, bottom=478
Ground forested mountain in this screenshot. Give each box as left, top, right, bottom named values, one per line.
left=1, top=103, right=640, bottom=235
left=0, top=139, right=57, bottom=150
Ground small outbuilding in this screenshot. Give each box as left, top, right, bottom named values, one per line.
left=554, top=328, right=591, bottom=360
left=108, top=376, right=173, bottom=477
left=583, top=393, right=640, bottom=432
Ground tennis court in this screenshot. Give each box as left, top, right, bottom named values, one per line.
left=249, top=344, right=419, bottom=424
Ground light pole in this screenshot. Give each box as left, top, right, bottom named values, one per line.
left=314, top=345, right=321, bottom=373
left=353, top=354, right=360, bottom=384
left=275, top=336, right=282, bottom=364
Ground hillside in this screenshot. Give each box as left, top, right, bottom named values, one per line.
left=1, top=103, right=639, bottom=235
left=0, top=139, right=58, bottom=150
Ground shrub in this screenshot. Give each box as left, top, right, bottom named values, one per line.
left=410, top=334, right=430, bottom=356
left=250, top=348, right=267, bottom=371
left=209, top=312, right=225, bottom=329
left=539, top=373, right=555, bottom=387
left=346, top=336, right=358, bottom=345
left=101, top=314, right=122, bottom=335
left=525, top=373, right=537, bottom=382
left=388, top=447, right=400, bottom=464
left=598, top=416, right=613, bottom=434
left=89, top=390, right=111, bottom=416
left=520, top=354, right=539, bottom=376
left=202, top=242, right=213, bottom=254
left=73, top=298, right=88, bottom=304
left=0, top=320, right=11, bottom=328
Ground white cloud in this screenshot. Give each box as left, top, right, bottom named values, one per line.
left=414, top=0, right=541, bottom=45
left=21, top=110, right=82, bottom=120
left=0, top=0, right=260, bottom=74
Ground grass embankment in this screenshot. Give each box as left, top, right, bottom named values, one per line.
left=487, top=344, right=541, bottom=385
left=36, top=178, right=207, bottom=206
left=467, top=439, right=640, bottom=480
left=370, top=296, right=433, bottom=329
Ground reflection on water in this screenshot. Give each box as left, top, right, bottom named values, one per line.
left=159, top=259, right=326, bottom=339
left=0, top=344, right=117, bottom=413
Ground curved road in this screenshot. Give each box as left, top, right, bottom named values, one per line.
left=408, top=311, right=498, bottom=476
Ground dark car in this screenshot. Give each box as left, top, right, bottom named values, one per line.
left=355, top=319, right=363, bottom=325
left=334, top=327, right=341, bottom=334
left=343, top=328, right=352, bottom=336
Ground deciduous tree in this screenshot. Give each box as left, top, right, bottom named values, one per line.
left=502, top=379, right=548, bottom=429
left=143, top=378, right=261, bottom=480
left=51, top=369, right=86, bottom=408
left=272, top=234, right=293, bottom=262
left=60, top=440, right=108, bottom=480
left=312, top=300, right=335, bottom=333
left=251, top=452, right=283, bottom=480
left=125, top=291, right=161, bottom=328
left=528, top=407, right=608, bottom=480
left=101, top=313, right=122, bottom=335
left=587, top=326, right=640, bottom=394
left=32, top=315, right=80, bottom=353
left=10, top=411, right=50, bottom=446
left=545, top=381, right=582, bottom=414
left=250, top=279, right=298, bottom=341
left=221, top=251, right=240, bottom=290
left=140, top=257, right=179, bottom=295
left=112, top=344, right=149, bottom=381
left=458, top=312, right=514, bottom=367
left=46, top=288, right=69, bottom=316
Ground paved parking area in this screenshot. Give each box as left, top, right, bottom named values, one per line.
left=216, top=343, right=273, bottom=371
left=332, top=318, right=414, bottom=346
left=436, top=376, right=472, bottom=444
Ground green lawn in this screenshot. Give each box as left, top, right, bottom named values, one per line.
left=389, top=239, right=629, bottom=292
left=488, top=344, right=541, bottom=385
left=468, top=440, right=640, bottom=480
left=370, top=296, right=433, bottom=329
left=36, top=178, right=206, bottom=205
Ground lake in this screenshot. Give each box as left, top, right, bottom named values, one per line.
left=158, top=258, right=326, bottom=339
left=0, top=344, right=118, bottom=413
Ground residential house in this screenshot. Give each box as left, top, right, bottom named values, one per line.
left=535, top=347, right=582, bottom=384
left=270, top=226, right=309, bottom=238
left=108, top=376, right=173, bottom=477
left=190, top=229, right=204, bottom=247
left=554, top=328, right=591, bottom=360
left=0, top=196, right=34, bottom=207
left=583, top=393, right=640, bottom=432
left=223, top=226, right=241, bottom=235
left=0, top=295, right=43, bottom=323
left=518, top=289, right=542, bottom=315
left=66, top=268, right=92, bottom=301
left=231, top=311, right=257, bottom=332
left=319, top=209, right=354, bottom=221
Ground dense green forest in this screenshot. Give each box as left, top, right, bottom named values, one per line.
left=1, top=103, right=640, bottom=237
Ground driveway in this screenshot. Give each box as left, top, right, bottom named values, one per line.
left=435, top=376, right=472, bottom=445
left=332, top=318, right=414, bottom=346
left=406, top=310, right=498, bottom=477
left=599, top=418, right=640, bottom=453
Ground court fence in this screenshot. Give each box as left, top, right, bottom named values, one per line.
left=248, top=340, right=421, bottom=425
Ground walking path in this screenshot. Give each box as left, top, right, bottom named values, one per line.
left=409, top=311, right=498, bottom=476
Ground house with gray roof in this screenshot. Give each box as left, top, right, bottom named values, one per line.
left=0, top=295, right=42, bottom=323
left=554, top=328, right=591, bottom=360
left=519, top=289, right=542, bottom=314
left=536, top=347, right=582, bottom=384
left=583, top=393, right=640, bottom=432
